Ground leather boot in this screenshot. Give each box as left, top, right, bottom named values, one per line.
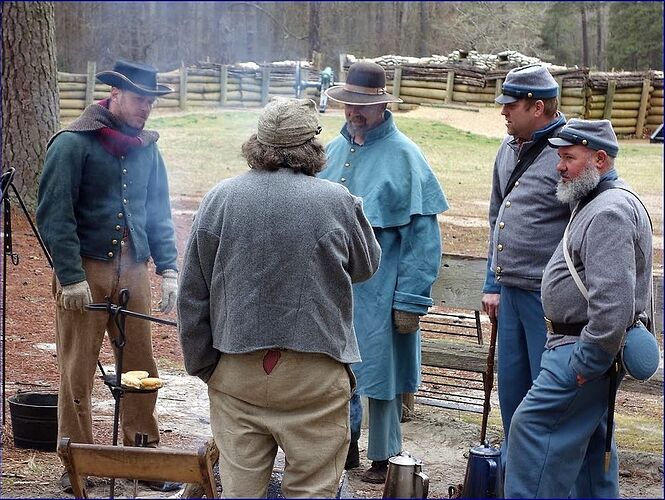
left=361, top=459, right=389, bottom=484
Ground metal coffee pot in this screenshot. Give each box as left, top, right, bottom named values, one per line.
left=382, top=451, right=429, bottom=499
left=460, top=441, right=503, bottom=498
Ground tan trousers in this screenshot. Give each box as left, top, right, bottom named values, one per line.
left=53, top=243, right=159, bottom=447
left=208, top=350, right=353, bottom=498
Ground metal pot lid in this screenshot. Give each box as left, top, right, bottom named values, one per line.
left=389, top=452, right=418, bottom=466
left=469, top=442, right=501, bottom=456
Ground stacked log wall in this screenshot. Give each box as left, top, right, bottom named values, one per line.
left=57, top=59, right=663, bottom=137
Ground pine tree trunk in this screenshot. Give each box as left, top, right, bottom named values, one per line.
left=1, top=1, right=59, bottom=210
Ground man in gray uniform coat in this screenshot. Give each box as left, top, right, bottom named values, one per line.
left=481, top=64, right=569, bottom=453
left=505, top=119, right=652, bottom=497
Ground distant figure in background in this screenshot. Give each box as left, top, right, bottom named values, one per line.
left=178, top=98, right=381, bottom=497
left=36, top=59, right=179, bottom=494
left=505, top=119, right=652, bottom=497
left=322, top=61, right=448, bottom=484
left=318, top=66, right=334, bottom=112
left=480, top=64, right=568, bottom=459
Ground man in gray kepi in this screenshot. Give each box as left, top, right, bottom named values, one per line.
left=505, top=119, right=652, bottom=497
left=481, top=64, right=569, bottom=460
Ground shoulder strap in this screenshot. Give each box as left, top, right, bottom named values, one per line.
left=503, top=128, right=558, bottom=198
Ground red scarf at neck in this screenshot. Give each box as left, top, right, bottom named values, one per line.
left=96, top=99, right=144, bottom=157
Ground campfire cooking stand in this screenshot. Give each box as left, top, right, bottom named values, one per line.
left=85, top=291, right=176, bottom=499
left=1, top=167, right=54, bottom=425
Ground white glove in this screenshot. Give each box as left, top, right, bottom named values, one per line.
left=158, top=269, right=178, bottom=313
left=393, top=309, right=421, bottom=334
left=60, top=280, right=93, bottom=311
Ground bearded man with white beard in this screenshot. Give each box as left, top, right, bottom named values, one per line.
left=504, top=119, right=653, bottom=498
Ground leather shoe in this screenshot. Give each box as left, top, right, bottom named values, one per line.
left=345, top=440, right=360, bottom=470
left=361, top=459, right=389, bottom=484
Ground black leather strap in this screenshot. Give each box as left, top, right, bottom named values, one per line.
left=544, top=317, right=586, bottom=336
left=504, top=127, right=559, bottom=198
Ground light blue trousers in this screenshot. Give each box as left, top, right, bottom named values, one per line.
left=349, top=393, right=402, bottom=461
left=497, top=286, right=548, bottom=446
left=505, top=344, right=620, bottom=498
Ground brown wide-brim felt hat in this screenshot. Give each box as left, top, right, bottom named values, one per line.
left=96, top=59, right=173, bottom=96
left=325, top=61, right=402, bottom=105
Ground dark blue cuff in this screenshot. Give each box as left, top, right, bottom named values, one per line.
left=482, top=259, right=501, bottom=294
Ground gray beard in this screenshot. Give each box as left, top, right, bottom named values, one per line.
left=556, top=162, right=601, bottom=203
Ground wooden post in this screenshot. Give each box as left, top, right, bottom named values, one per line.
left=494, top=78, right=503, bottom=99
left=338, top=53, right=347, bottom=82
left=635, top=77, right=652, bottom=137
left=219, top=65, right=228, bottom=107
left=260, top=65, right=270, bottom=106
left=392, top=66, right=402, bottom=111
left=445, top=71, right=455, bottom=103
left=555, top=76, right=564, bottom=103
left=603, top=80, right=616, bottom=120
left=179, top=63, right=187, bottom=110
left=85, top=61, right=96, bottom=107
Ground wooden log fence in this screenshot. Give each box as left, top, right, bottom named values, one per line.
left=57, top=59, right=663, bottom=137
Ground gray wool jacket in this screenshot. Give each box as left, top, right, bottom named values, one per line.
left=483, top=115, right=570, bottom=293
left=177, top=168, right=381, bottom=382
left=542, top=177, right=652, bottom=378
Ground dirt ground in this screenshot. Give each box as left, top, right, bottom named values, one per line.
left=1, top=106, right=663, bottom=498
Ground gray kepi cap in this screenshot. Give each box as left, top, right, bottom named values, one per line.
left=495, top=63, right=559, bottom=105
left=548, top=118, right=619, bottom=158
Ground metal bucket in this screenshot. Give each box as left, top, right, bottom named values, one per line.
left=8, top=392, right=58, bottom=451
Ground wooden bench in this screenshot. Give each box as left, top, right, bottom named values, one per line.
left=415, top=255, right=495, bottom=416
left=58, top=437, right=218, bottom=498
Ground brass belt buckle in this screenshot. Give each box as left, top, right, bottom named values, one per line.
left=544, top=317, right=555, bottom=335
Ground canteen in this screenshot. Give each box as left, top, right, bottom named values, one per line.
left=382, top=451, right=429, bottom=499
left=460, top=441, right=503, bottom=498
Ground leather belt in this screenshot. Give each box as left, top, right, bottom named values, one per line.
left=544, top=317, right=586, bottom=336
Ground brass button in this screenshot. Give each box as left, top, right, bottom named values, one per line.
left=497, top=244, right=504, bottom=251
left=120, top=240, right=125, bottom=246
left=117, top=212, right=124, bottom=219
left=582, top=139, right=588, bottom=145
left=527, top=92, right=533, bottom=98
left=496, top=275, right=502, bottom=281
left=499, top=222, right=505, bottom=229
left=496, top=266, right=502, bottom=273
left=112, top=239, right=118, bottom=245
left=115, top=225, right=121, bottom=231
left=505, top=201, right=511, bottom=208
left=514, top=181, right=520, bottom=187
left=122, top=169, right=127, bottom=174
left=344, top=162, right=351, bottom=167
left=340, top=177, right=346, bottom=182
left=350, top=148, right=356, bottom=153
left=123, top=199, right=128, bottom=205
left=107, top=251, right=114, bottom=258
left=123, top=184, right=127, bottom=189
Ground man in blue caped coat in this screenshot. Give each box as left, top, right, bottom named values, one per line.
left=320, top=60, right=448, bottom=484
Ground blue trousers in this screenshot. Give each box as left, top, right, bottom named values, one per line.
left=349, top=393, right=402, bottom=461
left=497, top=286, right=548, bottom=446
left=505, top=344, right=619, bottom=498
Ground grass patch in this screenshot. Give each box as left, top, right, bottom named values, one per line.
left=151, top=108, right=662, bottom=230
